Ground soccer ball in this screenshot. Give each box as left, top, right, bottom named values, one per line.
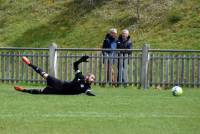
left=172, top=86, right=183, bottom=96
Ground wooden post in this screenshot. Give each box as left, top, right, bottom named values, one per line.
left=49, top=43, right=58, bottom=78
left=140, top=44, right=150, bottom=89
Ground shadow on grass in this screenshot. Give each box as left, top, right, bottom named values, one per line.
left=9, top=0, right=108, bottom=47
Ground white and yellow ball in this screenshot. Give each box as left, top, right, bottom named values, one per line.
left=172, top=86, right=183, bottom=96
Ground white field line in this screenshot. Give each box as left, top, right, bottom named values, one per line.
left=0, top=112, right=199, bottom=119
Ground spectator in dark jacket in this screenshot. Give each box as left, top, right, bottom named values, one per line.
left=117, top=29, right=132, bottom=54
left=102, top=28, right=118, bottom=55
left=117, top=29, right=133, bottom=86
left=102, top=28, right=118, bottom=85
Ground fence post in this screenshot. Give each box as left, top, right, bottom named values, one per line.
left=140, top=44, right=150, bottom=89
left=49, top=43, right=58, bottom=78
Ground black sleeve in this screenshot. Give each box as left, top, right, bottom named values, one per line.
left=102, top=39, right=106, bottom=55
left=127, top=41, right=133, bottom=55
left=73, top=60, right=81, bottom=72
left=102, top=39, right=106, bottom=49
left=74, top=71, right=85, bottom=82
left=73, top=56, right=89, bottom=72
left=85, top=89, right=96, bottom=96
left=102, top=39, right=110, bottom=55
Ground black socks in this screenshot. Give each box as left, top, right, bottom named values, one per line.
left=29, top=64, right=46, bottom=78
left=23, top=89, right=42, bottom=94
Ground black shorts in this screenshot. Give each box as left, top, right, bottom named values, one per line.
left=41, top=75, right=70, bottom=94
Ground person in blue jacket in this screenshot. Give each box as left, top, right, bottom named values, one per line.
left=102, top=28, right=118, bottom=85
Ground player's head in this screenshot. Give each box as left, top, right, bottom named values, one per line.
left=85, top=73, right=95, bottom=84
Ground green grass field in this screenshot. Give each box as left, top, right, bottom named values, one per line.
left=0, top=84, right=200, bottom=134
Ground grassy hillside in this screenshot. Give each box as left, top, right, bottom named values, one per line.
left=0, top=0, right=200, bottom=49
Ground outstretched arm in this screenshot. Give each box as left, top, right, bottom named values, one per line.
left=85, top=89, right=96, bottom=96
left=73, top=55, right=89, bottom=72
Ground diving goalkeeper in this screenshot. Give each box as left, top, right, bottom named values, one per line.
left=14, top=55, right=96, bottom=96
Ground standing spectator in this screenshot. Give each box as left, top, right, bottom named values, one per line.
left=102, top=28, right=118, bottom=85
left=117, top=29, right=133, bottom=86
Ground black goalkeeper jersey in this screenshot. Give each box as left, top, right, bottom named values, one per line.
left=41, top=70, right=93, bottom=95
left=41, top=56, right=95, bottom=96
left=65, top=71, right=92, bottom=94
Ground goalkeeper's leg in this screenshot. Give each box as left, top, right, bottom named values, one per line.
left=14, top=86, right=42, bottom=94
left=22, top=56, right=65, bottom=90
left=22, top=56, right=48, bottom=79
